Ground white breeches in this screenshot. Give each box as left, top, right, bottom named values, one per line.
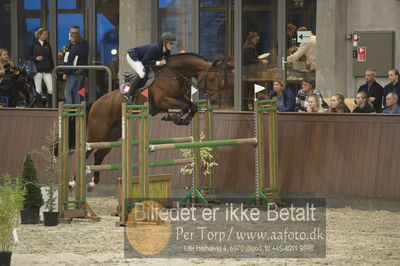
left=34, top=72, right=53, bottom=94
left=126, top=54, right=145, bottom=78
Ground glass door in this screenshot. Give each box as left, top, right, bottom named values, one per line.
left=199, top=0, right=233, bottom=108
left=241, top=0, right=278, bottom=111
left=95, top=0, right=120, bottom=95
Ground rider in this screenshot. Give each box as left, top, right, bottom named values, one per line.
left=125, top=32, right=176, bottom=104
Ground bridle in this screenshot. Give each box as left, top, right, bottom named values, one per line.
left=157, top=62, right=227, bottom=99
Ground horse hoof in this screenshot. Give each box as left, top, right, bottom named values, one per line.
left=68, top=181, right=76, bottom=190
left=87, top=182, right=95, bottom=192
left=174, top=119, right=190, bottom=126
left=161, top=114, right=170, bottom=121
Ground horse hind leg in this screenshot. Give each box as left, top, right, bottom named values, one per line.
left=87, top=147, right=112, bottom=192
left=69, top=149, right=94, bottom=190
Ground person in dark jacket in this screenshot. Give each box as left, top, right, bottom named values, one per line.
left=382, top=68, right=400, bottom=108
left=352, top=91, right=376, bottom=113
left=243, top=31, right=268, bottom=67
left=357, top=68, right=383, bottom=112
left=124, top=32, right=176, bottom=104
left=63, top=32, right=88, bottom=104
left=268, top=77, right=295, bottom=112
left=26, top=28, right=54, bottom=107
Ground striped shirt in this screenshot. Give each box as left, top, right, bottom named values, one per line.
left=295, top=88, right=326, bottom=112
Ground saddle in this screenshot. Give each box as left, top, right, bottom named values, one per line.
left=122, top=67, right=155, bottom=94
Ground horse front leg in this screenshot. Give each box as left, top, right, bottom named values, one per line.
left=180, top=101, right=198, bottom=125
left=158, top=97, right=194, bottom=125
left=87, top=147, right=112, bottom=192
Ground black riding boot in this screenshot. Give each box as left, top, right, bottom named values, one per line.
left=124, top=74, right=143, bottom=105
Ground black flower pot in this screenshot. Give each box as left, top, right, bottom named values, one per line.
left=0, top=251, right=12, bottom=266
left=20, top=207, right=40, bottom=224
left=43, top=212, right=59, bottom=226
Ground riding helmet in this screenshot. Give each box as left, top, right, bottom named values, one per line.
left=160, top=32, right=176, bottom=44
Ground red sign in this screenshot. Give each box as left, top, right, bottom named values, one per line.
left=357, top=47, right=367, bottom=62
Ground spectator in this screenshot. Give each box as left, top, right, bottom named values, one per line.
left=287, top=27, right=316, bottom=71
left=107, top=56, right=119, bottom=90
left=352, top=91, right=376, bottom=113
left=329, top=93, right=351, bottom=113
left=357, top=68, right=383, bottom=112
left=243, top=32, right=269, bottom=110
left=26, top=28, right=54, bottom=107
left=295, top=77, right=327, bottom=112
left=306, top=95, right=326, bottom=113
left=63, top=25, right=89, bottom=63
left=63, top=32, right=88, bottom=104
left=243, top=32, right=269, bottom=67
left=287, top=23, right=297, bottom=49
left=382, top=68, right=400, bottom=108
left=268, top=77, right=295, bottom=112
left=225, top=56, right=234, bottom=72
left=382, top=92, right=400, bottom=114
left=0, top=49, right=20, bottom=106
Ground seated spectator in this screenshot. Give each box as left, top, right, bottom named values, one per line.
left=0, top=49, right=27, bottom=106
left=306, top=95, right=326, bottom=113
left=268, top=77, right=295, bottom=112
left=357, top=68, right=383, bottom=112
left=352, top=91, right=376, bottom=113
left=382, top=92, right=400, bottom=114
left=382, top=68, right=400, bottom=108
left=329, top=93, right=351, bottom=113
left=295, top=77, right=327, bottom=112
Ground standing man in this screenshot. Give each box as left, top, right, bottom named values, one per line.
left=63, top=25, right=89, bottom=63
left=357, top=68, right=383, bottom=113
left=63, top=32, right=88, bottom=104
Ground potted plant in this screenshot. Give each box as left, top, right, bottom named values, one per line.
left=0, top=174, right=26, bottom=266
left=36, top=125, right=59, bottom=226
left=19, top=154, right=43, bottom=224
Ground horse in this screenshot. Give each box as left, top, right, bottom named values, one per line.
left=69, top=53, right=227, bottom=191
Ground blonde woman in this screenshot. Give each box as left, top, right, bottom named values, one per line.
left=26, top=28, right=54, bottom=107
left=352, top=91, right=376, bottom=113
left=329, top=93, right=350, bottom=113
left=306, top=95, right=325, bottom=113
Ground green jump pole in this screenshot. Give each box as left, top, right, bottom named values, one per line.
left=86, top=158, right=193, bottom=172
left=150, top=138, right=257, bottom=151
left=86, top=136, right=194, bottom=150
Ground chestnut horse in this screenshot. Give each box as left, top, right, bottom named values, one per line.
left=69, top=53, right=227, bottom=190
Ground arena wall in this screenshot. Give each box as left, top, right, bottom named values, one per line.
left=1, top=108, right=399, bottom=198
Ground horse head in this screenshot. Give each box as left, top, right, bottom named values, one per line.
left=197, top=59, right=227, bottom=105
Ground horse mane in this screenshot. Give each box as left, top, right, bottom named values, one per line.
left=168, top=52, right=210, bottom=62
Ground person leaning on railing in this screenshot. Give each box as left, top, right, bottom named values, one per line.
left=268, top=77, right=295, bottom=112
